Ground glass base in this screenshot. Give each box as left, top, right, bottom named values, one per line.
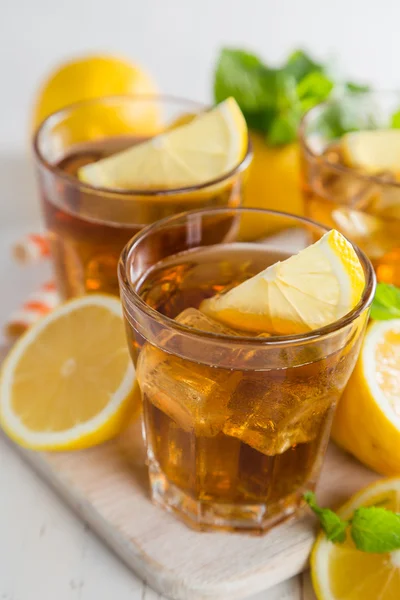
left=148, top=462, right=307, bottom=534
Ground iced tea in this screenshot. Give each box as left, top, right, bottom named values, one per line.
left=300, top=92, right=400, bottom=285
left=34, top=96, right=251, bottom=299
left=119, top=208, right=374, bottom=533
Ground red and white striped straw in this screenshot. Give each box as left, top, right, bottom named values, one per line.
left=4, top=281, right=60, bottom=340
left=12, top=233, right=50, bottom=264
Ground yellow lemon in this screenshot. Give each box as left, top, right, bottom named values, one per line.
left=78, top=97, right=248, bottom=189
left=311, top=477, right=400, bottom=600
left=240, top=133, right=303, bottom=239
left=0, top=294, right=137, bottom=451
left=32, top=54, right=160, bottom=137
left=200, top=229, right=365, bottom=335
left=332, top=319, right=400, bottom=475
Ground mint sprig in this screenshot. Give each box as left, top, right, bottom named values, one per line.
left=304, top=492, right=347, bottom=543
left=370, top=283, right=400, bottom=321
left=214, top=47, right=331, bottom=146
left=305, top=492, right=400, bottom=553
left=213, top=47, right=369, bottom=146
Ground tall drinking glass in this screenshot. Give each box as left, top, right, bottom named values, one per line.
left=119, top=208, right=375, bottom=533
left=300, top=92, right=400, bottom=285
left=33, top=96, right=252, bottom=298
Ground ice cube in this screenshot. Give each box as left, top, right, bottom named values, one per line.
left=316, top=165, right=378, bottom=209
left=137, top=309, right=241, bottom=437
left=157, top=307, right=245, bottom=368
left=223, top=373, right=334, bottom=456
left=176, top=308, right=241, bottom=335
left=370, top=181, right=400, bottom=219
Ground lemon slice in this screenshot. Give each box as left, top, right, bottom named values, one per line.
left=311, top=477, right=400, bottom=600
left=78, top=97, right=248, bottom=189
left=332, top=319, right=400, bottom=475
left=200, top=229, right=365, bottom=335
left=341, top=129, right=400, bottom=174
left=0, top=295, right=136, bottom=450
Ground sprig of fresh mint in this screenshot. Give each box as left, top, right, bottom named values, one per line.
left=305, top=492, right=400, bottom=553
left=370, top=283, right=400, bottom=321
left=213, top=47, right=369, bottom=146
left=304, top=491, right=348, bottom=543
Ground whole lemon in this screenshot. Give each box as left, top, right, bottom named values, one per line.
left=32, top=54, right=159, bottom=133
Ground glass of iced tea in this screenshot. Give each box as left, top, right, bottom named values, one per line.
left=33, top=96, right=252, bottom=299
left=118, top=207, right=374, bottom=533
left=300, top=91, right=400, bottom=285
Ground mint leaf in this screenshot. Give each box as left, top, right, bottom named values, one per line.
left=304, top=492, right=348, bottom=543
left=370, top=283, right=400, bottom=320
left=275, top=71, right=298, bottom=110
left=298, top=72, right=334, bottom=111
left=284, top=49, right=322, bottom=82
left=345, top=81, right=370, bottom=93
left=267, top=105, right=302, bottom=146
left=351, top=507, right=400, bottom=553
left=319, top=104, right=351, bottom=139
left=320, top=98, right=378, bottom=140
left=243, top=109, right=275, bottom=133
left=214, top=48, right=277, bottom=113
left=391, top=110, right=400, bottom=129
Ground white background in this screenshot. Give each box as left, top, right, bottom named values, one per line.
left=1, top=1, right=400, bottom=598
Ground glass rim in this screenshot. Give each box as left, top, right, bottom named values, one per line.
left=32, top=93, right=253, bottom=197
left=299, top=91, right=400, bottom=190
left=118, top=207, right=376, bottom=346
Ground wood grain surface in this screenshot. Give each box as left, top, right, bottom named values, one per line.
left=12, top=420, right=379, bottom=600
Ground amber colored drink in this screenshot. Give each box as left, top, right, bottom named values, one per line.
left=42, top=137, right=143, bottom=298
left=300, top=93, right=400, bottom=286
left=34, top=96, right=251, bottom=299
left=119, top=208, right=374, bottom=533
left=137, top=245, right=355, bottom=505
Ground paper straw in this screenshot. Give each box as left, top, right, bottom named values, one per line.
left=5, top=281, right=60, bottom=340
left=12, top=233, right=50, bottom=264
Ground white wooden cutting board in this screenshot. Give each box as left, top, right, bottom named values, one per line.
left=9, top=420, right=378, bottom=600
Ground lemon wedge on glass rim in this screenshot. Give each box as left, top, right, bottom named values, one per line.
left=200, top=229, right=365, bottom=335
left=0, top=294, right=136, bottom=451
left=341, top=129, right=400, bottom=175
left=78, top=97, right=248, bottom=189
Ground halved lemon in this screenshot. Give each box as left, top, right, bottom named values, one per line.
left=200, top=229, right=365, bottom=335
left=311, top=477, right=400, bottom=600
left=78, top=97, right=248, bottom=189
left=341, top=129, right=400, bottom=175
left=332, top=319, right=400, bottom=475
left=0, top=295, right=136, bottom=451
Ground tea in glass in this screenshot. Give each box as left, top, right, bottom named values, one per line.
left=33, top=96, right=251, bottom=299
left=119, top=208, right=375, bottom=533
left=300, top=92, right=400, bottom=286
